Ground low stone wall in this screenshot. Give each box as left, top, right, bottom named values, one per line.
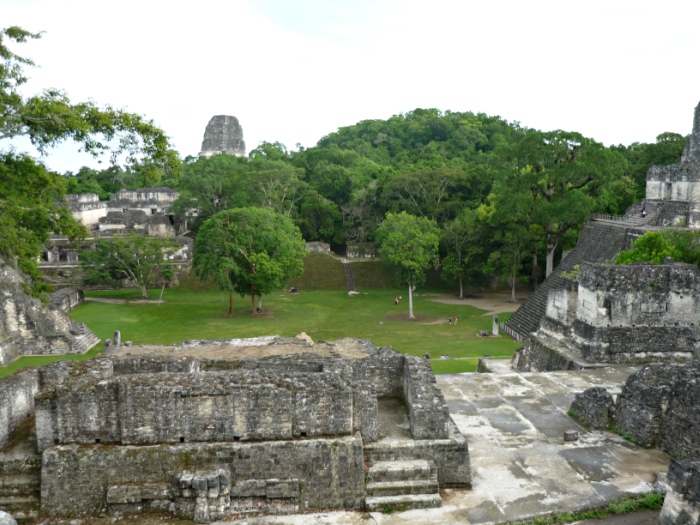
left=517, top=334, right=594, bottom=372
left=49, top=288, right=84, bottom=312
left=659, top=459, right=700, bottom=525
left=572, top=321, right=698, bottom=363
left=403, top=357, right=450, bottom=439
left=0, top=369, right=38, bottom=449
left=38, top=368, right=355, bottom=448
left=41, top=435, right=365, bottom=518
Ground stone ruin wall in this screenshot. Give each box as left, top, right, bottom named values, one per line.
left=518, top=261, right=700, bottom=371
left=25, top=339, right=469, bottom=520
left=0, top=263, right=99, bottom=366
left=572, top=262, right=700, bottom=362
left=644, top=100, right=700, bottom=228
left=42, top=436, right=365, bottom=519
left=659, top=459, right=700, bottom=525
left=0, top=361, right=73, bottom=449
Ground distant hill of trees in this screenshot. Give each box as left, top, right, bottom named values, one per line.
left=63, top=108, right=687, bottom=295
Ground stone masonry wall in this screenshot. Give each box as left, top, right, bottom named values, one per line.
left=40, top=368, right=354, bottom=447
left=41, top=435, right=364, bottom=517
left=403, top=357, right=450, bottom=440
left=0, top=262, right=99, bottom=366
left=658, top=458, right=700, bottom=525
left=0, top=369, right=38, bottom=449
left=615, top=360, right=700, bottom=456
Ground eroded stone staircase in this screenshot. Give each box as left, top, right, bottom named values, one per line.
left=0, top=453, right=41, bottom=523
left=364, top=459, right=441, bottom=512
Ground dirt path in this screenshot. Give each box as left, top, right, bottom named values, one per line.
left=426, top=292, right=530, bottom=316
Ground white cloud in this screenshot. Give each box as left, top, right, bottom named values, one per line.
left=2, top=0, right=699, bottom=172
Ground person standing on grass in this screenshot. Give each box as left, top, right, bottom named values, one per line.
left=454, top=316, right=457, bottom=326
left=448, top=316, right=452, bottom=325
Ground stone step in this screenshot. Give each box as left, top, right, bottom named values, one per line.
left=364, top=493, right=442, bottom=512
left=0, top=474, right=40, bottom=497
left=365, top=479, right=439, bottom=497
left=0, top=494, right=40, bottom=513
left=366, top=460, right=436, bottom=483
left=0, top=457, right=42, bottom=476
left=5, top=508, right=39, bottom=525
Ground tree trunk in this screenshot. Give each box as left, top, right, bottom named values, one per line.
left=227, top=291, right=233, bottom=317
left=532, top=249, right=539, bottom=291
left=140, top=285, right=148, bottom=299
left=546, top=249, right=555, bottom=278
left=511, top=278, right=516, bottom=303
left=158, top=283, right=165, bottom=306
left=257, top=295, right=263, bottom=312
left=250, top=262, right=257, bottom=314
left=408, top=281, right=415, bottom=319
left=546, top=226, right=556, bottom=277
left=459, top=277, right=463, bottom=300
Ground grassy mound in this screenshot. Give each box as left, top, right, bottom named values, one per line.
left=288, top=252, right=346, bottom=291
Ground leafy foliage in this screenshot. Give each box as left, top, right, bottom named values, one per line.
left=80, top=233, right=178, bottom=298
left=0, top=153, right=86, bottom=292
left=375, top=212, right=440, bottom=318
left=615, top=231, right=683, bottom=265
left=193, top=207, right=306, bottom=315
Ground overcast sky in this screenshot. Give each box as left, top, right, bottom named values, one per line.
left=3, top=0, right=700, bottom=172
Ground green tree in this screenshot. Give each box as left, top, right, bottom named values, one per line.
left=375, top=211, right=440, bottom=318
left=441, top=209, right=486, bottom=299
left=493, top=130, right=630, bottom=278
left=80, top=233, right=179, bottom=298
left=193, top=207, right=306, bottom=316
left=170, top=153, right=250, bottom=233
left=0, top=26, right=171, bottom=293
left=486, top=223, right=530, bottom=303
left=615, top=231, right=682, bottom=265
left=381, top=165, right=464, bottom=223
left=1, top=27, right=169, bottom=162
left=0, top=153, right=87, bottom=291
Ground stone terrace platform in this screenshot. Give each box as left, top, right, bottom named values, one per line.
left=222, top=361, right=669, bottom=525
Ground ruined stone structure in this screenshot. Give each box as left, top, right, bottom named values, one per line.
left=0, top=262, right=98, bottom=367
left=645, top=101, right=700, bottom=227
left=41, top=188, right=192, bottom=289
left=305, top=241, right=331, bottom=253
left=0, top=338, right=469, bottom=522
left=516, top=261, right=700, bottom=371
left=611, top=359, right=700, bottom=457
left=505, top=101, right=700, bottom=344
left=65, top=187, right=179, bottom=237
left=200, top=115, right=246, bottom=158
left=659, top=459, right=700, bottom=525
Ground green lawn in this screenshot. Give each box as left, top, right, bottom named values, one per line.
left=0, top=288, right=521, bottom=377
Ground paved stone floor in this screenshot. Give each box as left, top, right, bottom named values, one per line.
left=222, top=362, right=670, bottom=525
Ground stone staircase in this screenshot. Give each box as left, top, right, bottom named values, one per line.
left=504, top=221, right=637, bottom=341
left=70, top=321, right=101, bottom=354
left=343, top=263, right=356, bottom=292
left=0, top=454, right=41, bottom=523
left=364, top=460, right=441, bottom=512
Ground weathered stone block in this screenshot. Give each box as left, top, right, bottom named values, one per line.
left=266, top=479, right=299, bottom=499
left=106, top=484, right=142, bottom=504
left=231, top=480, right=267, bottom=498
left=569, top=387, right=615, bottom=430
left=141, top=483, right=172, bottom=500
